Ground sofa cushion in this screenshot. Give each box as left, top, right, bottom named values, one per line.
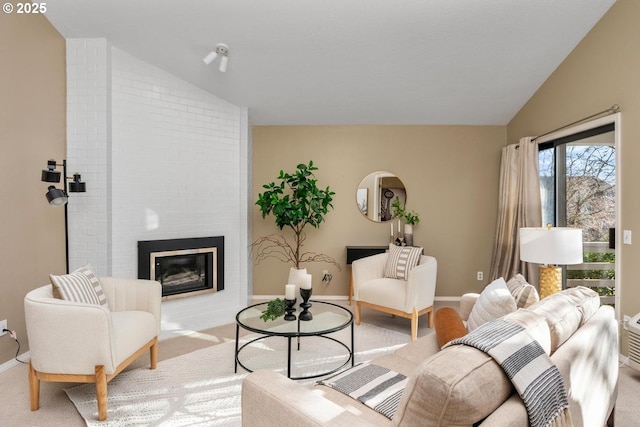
left=384, top=244, right=422, bottom=281
left=50, top=264, right=110, bottom=309
left=394, top=309, right=550, bottom=426
left=467, top=277, right=517, bottom=331
left=392, top=333, right=441, bottom=367
left=527, top=286, right=600, bottom=353
left=506, top=274, right=539, bottom=308
left=394, top=344, right=512, bottom=426
left=434, top=307, right=468, bottom=348
left=110, top=310, right=157, bottom=368
left=500, top=309, right=552, bottom=354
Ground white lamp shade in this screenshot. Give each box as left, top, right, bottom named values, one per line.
left=203, top=51, right=218, bottom=65
left=520, top=227, right=583, bottom=265
left=218, top=55, right=228, bottom=72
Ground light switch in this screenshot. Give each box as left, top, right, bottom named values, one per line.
left=624, top=230, right=632, bottom=245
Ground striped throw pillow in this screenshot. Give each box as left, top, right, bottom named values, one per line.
left=50, top=264, right=110, bottom=310
left=506, top=274, right=539, bottom=308
left=383, top=244, right=423, bottom=281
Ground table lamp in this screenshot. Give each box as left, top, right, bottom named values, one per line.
left=519, top=226, right=583, bottom=298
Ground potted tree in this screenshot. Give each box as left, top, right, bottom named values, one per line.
left=253, top=161, right=341, bottom=286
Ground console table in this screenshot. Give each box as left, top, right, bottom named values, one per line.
left=346, top=245, right=388, bottom=305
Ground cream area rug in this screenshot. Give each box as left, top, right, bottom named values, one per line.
left=65, top=323, right=412, bottom=426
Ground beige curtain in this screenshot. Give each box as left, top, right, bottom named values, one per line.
left=489, top=137, right=542, bottom=283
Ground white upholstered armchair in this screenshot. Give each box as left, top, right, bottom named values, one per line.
left=352, top=252, right=437, bottom=341
left=24, top=277, right=161, bottom=421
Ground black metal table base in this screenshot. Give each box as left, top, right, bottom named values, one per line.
left=234, top=322, right=355, bottom=380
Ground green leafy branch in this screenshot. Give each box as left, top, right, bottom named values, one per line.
left=260, top=298, right=285, bottom=322
left=391, top=199, right=420, bottom=226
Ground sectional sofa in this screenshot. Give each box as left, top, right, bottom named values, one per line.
left=242, top=286, right=618, bottom=426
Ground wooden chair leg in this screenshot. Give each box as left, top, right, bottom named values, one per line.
left=150, top=340, right=158, bottom=369
left=95, top=365, right=108, bottom=421
left=29, top=362, right=40, bottom=411
left=427, top=307, right=434, bottom=328
left=411, top=307, right=419, bottom=341
left=355, top=302, right=362, bottom=325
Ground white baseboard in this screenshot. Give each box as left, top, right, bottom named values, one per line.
left=0, top=351, right=30, bottom=374
left=253, top=295, right=462, bottom=302
left=253, top=295, right=348, bottom=301
left=435, top=296, right=462, bottom=302
left=620, top=354, right=630, bottom=366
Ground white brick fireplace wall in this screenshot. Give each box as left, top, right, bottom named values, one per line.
left=66, top=39, right=250, bottom=332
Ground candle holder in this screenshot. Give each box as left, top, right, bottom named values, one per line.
left=299, top=288, right=313, bottom=321
left=284, top=298, right=297, bottom=321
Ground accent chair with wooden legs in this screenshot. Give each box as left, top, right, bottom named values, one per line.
left=24, top=277, right=161, bottom=421
left=352, top=250, right=437, bottom=341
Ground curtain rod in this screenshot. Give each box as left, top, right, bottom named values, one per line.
left=532, top=104, right=620, bottom=142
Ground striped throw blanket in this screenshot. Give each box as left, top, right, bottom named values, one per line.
left=448, top=319, right=573, bottom=427
left=317, top=363, right=407, bottom=419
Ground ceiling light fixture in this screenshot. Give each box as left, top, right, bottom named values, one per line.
left=203, top=50, right=218, bottom=65
left=203, top=43, right=230, bottom=72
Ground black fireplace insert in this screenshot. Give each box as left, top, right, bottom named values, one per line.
left=138, top=236, right=224, bottom=299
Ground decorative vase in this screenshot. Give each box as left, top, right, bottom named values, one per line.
left=288, top=267, right=308, bottom=288
left=404, top=224, right=414, bottom=246
left=288, top=268, right=313, bottom=295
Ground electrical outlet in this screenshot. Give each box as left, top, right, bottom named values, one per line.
left=477, top=271, right=484, bottom=281
left=322, top=270, right=332, bottom=283
left=0, top=319, right=7, bottom=337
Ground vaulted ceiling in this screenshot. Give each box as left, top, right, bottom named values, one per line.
left=43, top=0, right=615, bottom=125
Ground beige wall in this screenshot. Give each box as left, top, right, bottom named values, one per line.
left=508, top=0, right=639, bottom=355
left=252, top=125, right=506, bottom=298
left=0, top=7, right=66, bottom=363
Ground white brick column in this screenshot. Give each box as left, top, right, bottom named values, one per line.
left=66, top=39, right=111, bottom=275
left=65, top=41, right=250, bottom=316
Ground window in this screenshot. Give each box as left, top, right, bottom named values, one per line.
left=538, top=124, right=616, bottom=305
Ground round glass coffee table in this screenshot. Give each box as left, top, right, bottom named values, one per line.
left=235, top=300, right=354, bottom=380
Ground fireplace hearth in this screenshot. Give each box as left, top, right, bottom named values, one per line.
left=138, top=236, right=224, bottom=300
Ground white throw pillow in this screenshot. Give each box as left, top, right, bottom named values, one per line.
left=50, top=264, right=110, bottom=309
left=467, top=277, right=517, bottom=331
left=506, top=274, right=539, bottom=308
left=383, top=244, right=423, bottom=281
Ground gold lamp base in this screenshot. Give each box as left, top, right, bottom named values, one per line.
left=539, top=265, right=562, bottom=299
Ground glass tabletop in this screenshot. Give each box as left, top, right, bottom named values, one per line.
left=236, top=300, right=353, bottom=336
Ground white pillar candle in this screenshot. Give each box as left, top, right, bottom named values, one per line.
left=285, top=284, right=295, bottom=299
left=390, top=222, right=393, bottom=236
left=300, top=274, right=312, bottom=289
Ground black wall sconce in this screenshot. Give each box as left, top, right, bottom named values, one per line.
left=41, top=159, right=87, bottom=272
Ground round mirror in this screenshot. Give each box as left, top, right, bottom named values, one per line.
left=356, top=171, right=406, bottom=222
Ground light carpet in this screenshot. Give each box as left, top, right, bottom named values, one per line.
left=65, top=323, right=412, bottom=426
